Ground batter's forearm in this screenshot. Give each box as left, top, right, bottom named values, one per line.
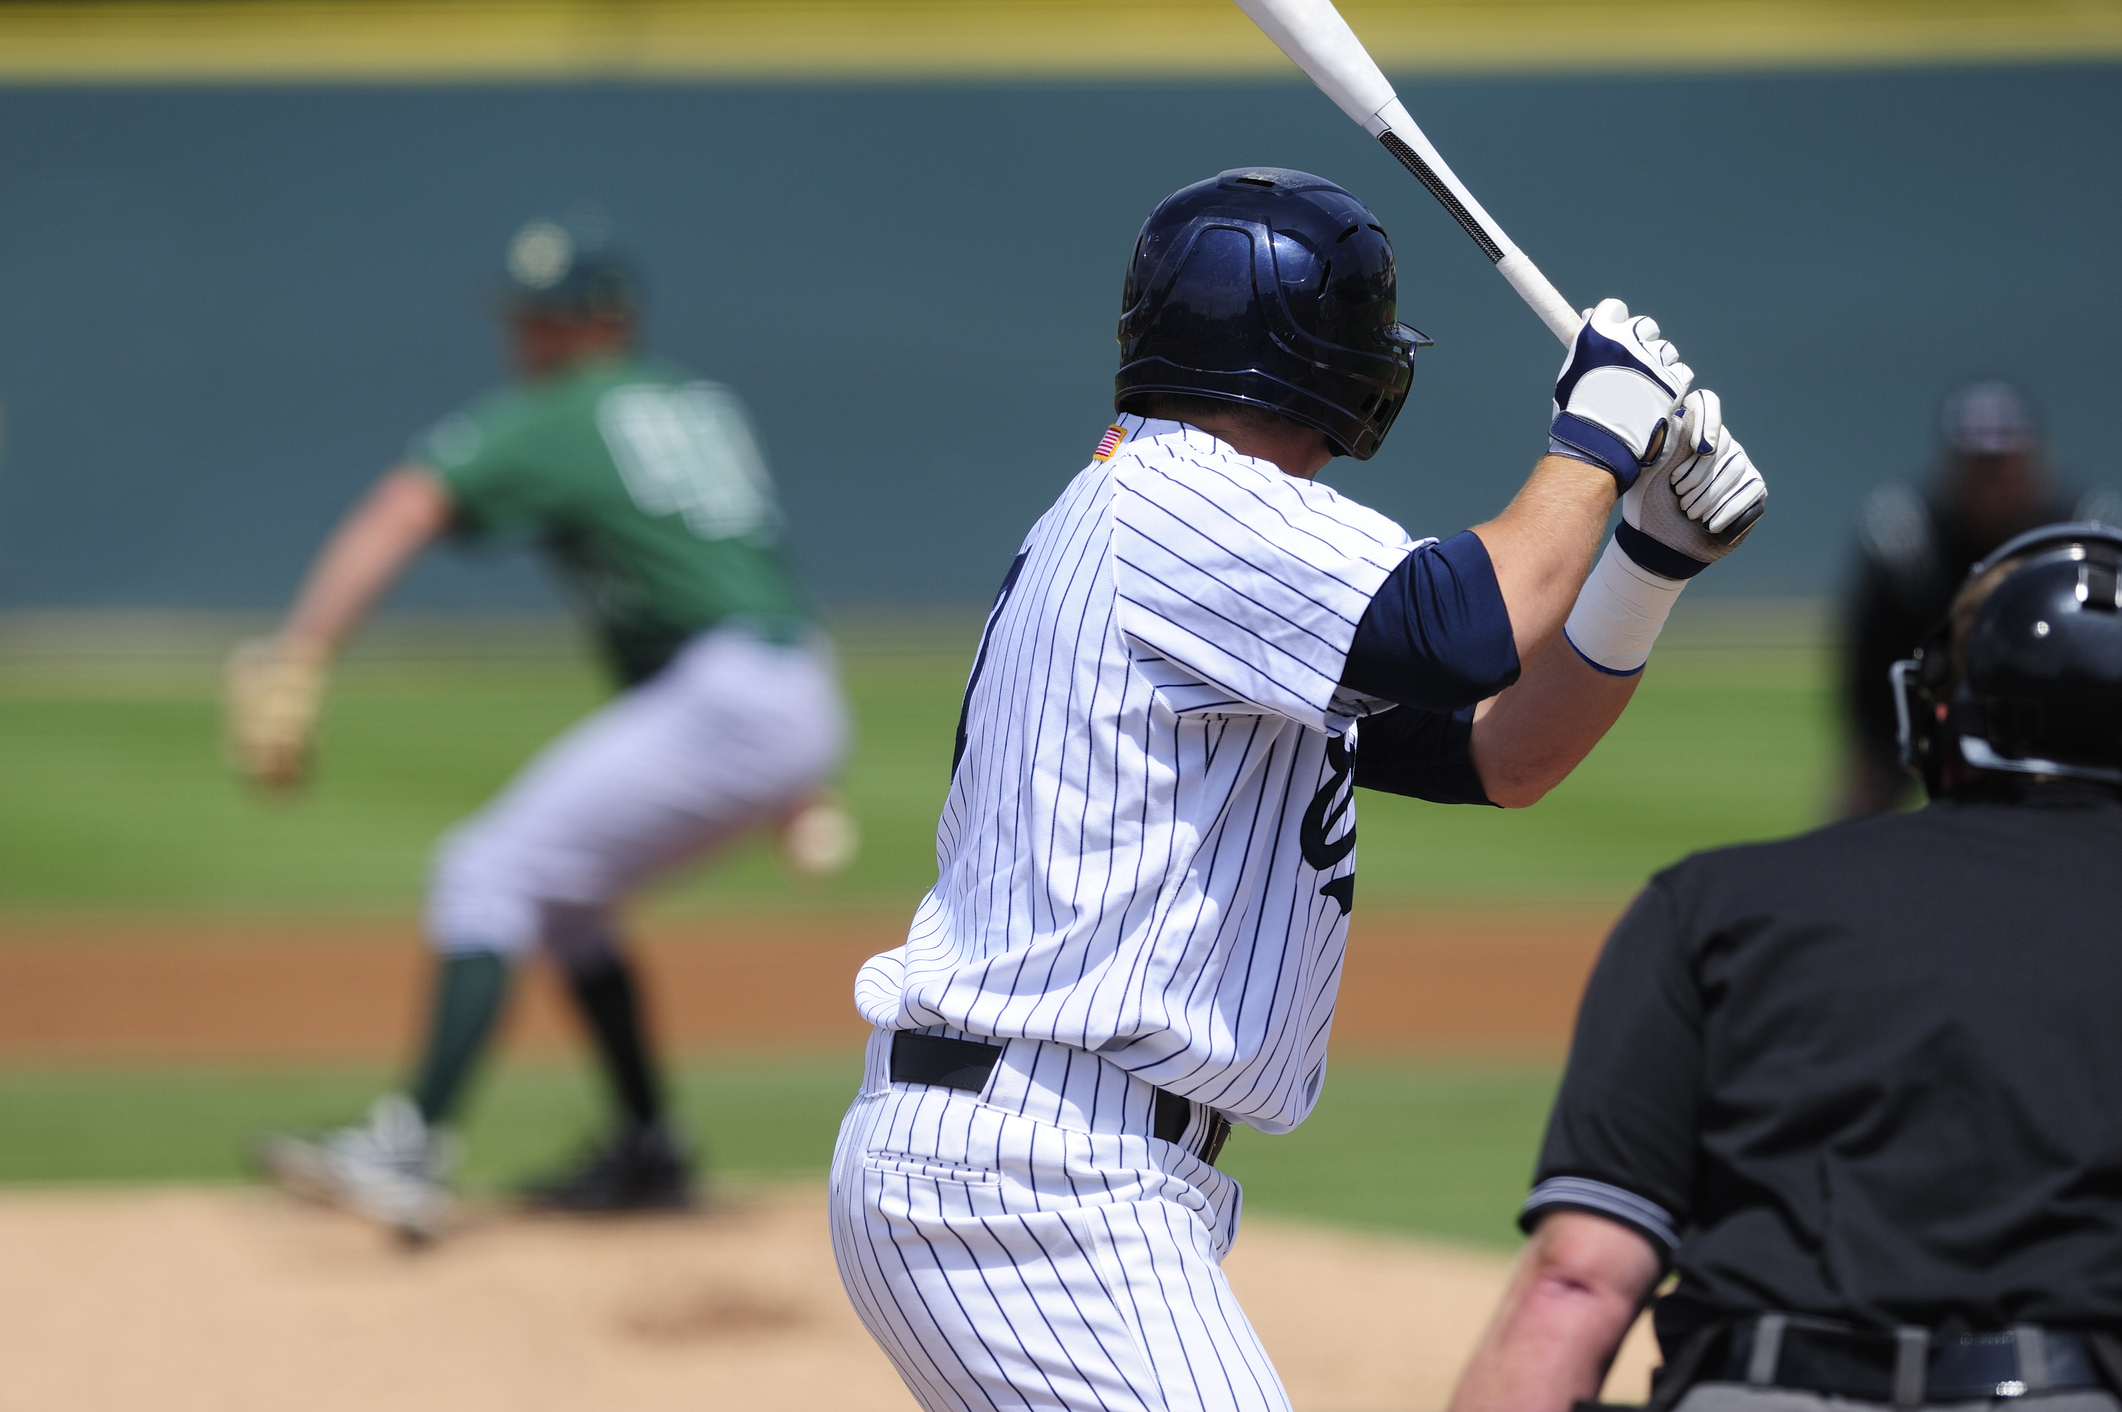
left=1470, top=455, right=1619, bottom=667
left=280, top=464, right=453, bottom=656
left=1469, top=644, right=1638, bottom=807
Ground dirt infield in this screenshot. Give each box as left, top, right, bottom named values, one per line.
left=0, top=1182, right=1658, bottom=1412
left=0, top=907, right=1619, bottom=1062
left=0, top=914, right=1652, bottom=1409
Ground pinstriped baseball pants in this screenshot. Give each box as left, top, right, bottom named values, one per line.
left=830, top=1026, right=1292, bottom=1412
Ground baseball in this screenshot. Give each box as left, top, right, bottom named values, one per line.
left=780, top=795, right=860, bottom=878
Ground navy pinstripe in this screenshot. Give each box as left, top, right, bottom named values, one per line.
left=833, top=417, right=1430, bottom=1410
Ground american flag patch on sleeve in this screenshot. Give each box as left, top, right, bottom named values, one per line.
left=1092, top=424, right=1129, bottom=461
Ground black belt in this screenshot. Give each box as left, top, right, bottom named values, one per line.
left=1723, top=1314, right=2110, bottom=1404
left=889, top=1031, right=1232, bottom=1167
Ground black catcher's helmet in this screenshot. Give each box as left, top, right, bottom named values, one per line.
left=1115, top=168, right=1429, bottom=461
left=1895, top=521, right=2122, bottom=796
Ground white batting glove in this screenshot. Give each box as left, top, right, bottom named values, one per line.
left=1563, top=388, right=1768, bottom=675
left=1619, top=389, right=1768, bottom=577
left=1549, top=297, right=1693, bottom=491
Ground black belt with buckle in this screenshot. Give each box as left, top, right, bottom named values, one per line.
left=1722, top=1314, right=2110, bottom=1404
left=889, top=1031, right=1232, bottom=1167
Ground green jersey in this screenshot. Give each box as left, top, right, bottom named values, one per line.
left=412, top=355, right=811, bottom=685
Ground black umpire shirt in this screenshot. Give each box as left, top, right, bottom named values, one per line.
left=1522, top=779, right=2122, bottom=1354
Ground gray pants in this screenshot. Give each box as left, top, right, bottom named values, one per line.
left=425, top=623, right=847, bottom=963
left=1677, top=1384, right=2122, bottom=1412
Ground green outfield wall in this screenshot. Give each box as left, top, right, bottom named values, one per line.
left=0, top=48, right=2115, bottom=608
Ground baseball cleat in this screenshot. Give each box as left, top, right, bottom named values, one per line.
left=257, top=1094, right=458, bottom=1243
left=519, top=1122, right=696, bottom=1214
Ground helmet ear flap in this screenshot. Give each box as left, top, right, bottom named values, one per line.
left=1982, top=696, right=2047, bottom=758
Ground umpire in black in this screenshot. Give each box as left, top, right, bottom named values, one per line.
left=1450, top=522, right=2122, bottom=1412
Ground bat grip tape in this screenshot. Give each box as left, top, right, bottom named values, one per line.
left=1378, top=130, right=1505, bottom=264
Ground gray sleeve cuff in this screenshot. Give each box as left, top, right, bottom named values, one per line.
left=1521, top=1176, right=1679, bottom=1257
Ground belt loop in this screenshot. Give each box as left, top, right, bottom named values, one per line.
left=1893, top=1327, right=1930, bottom=1408
left=1747, top=1314, right=1789, bottom=1386
left=2014, top=1325, right=2051, bottom=1393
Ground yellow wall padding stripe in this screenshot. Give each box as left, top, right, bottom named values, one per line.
left=1, top=1, right=2120, bottom=84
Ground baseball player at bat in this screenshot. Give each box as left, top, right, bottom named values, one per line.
left=829, top=167, right=1767, bottom=1412
left=233, top=218, right=852, bottom=1241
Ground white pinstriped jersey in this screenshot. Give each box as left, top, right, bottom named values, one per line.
left=854, top=416, right=1429, bottom=1133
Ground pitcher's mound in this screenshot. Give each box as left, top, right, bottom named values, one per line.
left=0, top=1184, right=1655, bottom=1411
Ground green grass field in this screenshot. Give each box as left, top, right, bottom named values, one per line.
left=0, top=602, right=1839, bottom=911
left=0, top=1056, right=1559, bottom=1247
left=0, top=604, right=1833, bottom=1243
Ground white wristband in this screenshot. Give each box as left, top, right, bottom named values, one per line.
left=1562, top=536, right=1686, bottom=675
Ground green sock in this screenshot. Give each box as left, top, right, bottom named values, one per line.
left=408, top=951, right=512, bottom=1126
left=565, top=952, right=664, bottom=1130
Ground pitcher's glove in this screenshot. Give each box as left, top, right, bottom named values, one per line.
left=1618, top=388, right=1767, bottom=578
left=224, top=636, right=328, bottom=791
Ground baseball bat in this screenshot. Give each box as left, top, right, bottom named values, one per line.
left=1232, top=0, right=1582, bottom=345
left=1235, top=0, right=1768, bottom=541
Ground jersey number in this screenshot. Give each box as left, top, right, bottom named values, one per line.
left=952, top=550, right=1029, bottom=777
left=1302, top=734, right=1356, bottom=916
left=597, top=383, right=776, bottom=541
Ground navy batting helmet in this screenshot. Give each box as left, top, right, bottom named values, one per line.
left=1115, top=168, right=1429, bottom=461
left=1895, top=521, right=2122, bottom=796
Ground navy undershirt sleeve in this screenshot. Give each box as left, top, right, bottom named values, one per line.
left=1341, top=530, right=1520, bottom=714
left=1353, top=703, right=1493, bottom=806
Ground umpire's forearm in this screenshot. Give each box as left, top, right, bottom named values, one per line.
left=281, top=464, right=453, bottom=656
left=1448, top=1213, right=1660, bottom=1412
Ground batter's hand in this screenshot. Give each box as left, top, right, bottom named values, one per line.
left=1623, top=389, right=1767, bottom=574
left=1550, top=298, right=1693, bottom=491
left=224, top=636, right=329, bottom=792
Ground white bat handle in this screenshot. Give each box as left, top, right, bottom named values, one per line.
left=1495, top=250, right=1582, bottom=346
left=1368, top=98, right=1583, bottom=346
left=1232, top=0, right=1586, bottom=345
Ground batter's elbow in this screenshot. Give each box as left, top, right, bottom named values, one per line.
left=1467, top=722, right=1584, bottom=808
left=1475, top=759, right=1562, bottom=809
left=1489, top=781, right=1555, bottom=810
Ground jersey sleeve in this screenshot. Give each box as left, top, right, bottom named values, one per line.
left=1521, top=873, right=1703, bottom=1262
left=1110, top=444, right=1419, bottom=730
left=408, top=396, right=546, bottom=543
left=1341, top=531, right=1520, bottom=714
